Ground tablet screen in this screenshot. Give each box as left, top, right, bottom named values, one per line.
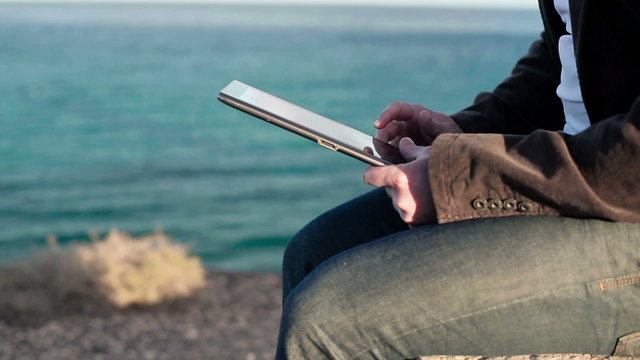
left=219, top=81, right=404, bottom=165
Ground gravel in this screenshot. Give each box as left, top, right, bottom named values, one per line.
left=0, top=270, right=282, bottom=360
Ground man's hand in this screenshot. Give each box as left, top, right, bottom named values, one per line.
left=375, top=102, right=462, bottom=146
left=364, top=137, right=437, bottom=225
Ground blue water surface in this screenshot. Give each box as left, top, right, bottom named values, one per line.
left=0, top=3, right=542, bottom=271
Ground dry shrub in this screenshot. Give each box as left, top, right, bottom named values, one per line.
left=0, top=230, right=206, bottom=320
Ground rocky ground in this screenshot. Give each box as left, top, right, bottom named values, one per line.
left=0, top=270, right=282, bottom=360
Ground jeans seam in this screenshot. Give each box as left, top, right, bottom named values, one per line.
left=350, top=282, right=588, bottom=359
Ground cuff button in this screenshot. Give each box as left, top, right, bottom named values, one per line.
left=488, top=199, right=503, bottom=210
left=472, top=198, right=488, bottom=210
left=517, top=201, right=533, bottom=212
left=503, top=199, right=518, bottom=211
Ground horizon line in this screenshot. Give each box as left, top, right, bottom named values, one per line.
left=0, top=0, right=539, bottom=10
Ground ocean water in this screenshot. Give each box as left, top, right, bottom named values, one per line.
left=0, top=3, right=542, bottom=271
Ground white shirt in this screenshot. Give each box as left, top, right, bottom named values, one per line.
left=554, top=0, right=591, bottom=135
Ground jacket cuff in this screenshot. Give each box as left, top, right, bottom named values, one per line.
left=429, top=133, right=557, bottom=224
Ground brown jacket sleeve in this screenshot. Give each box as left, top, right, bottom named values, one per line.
left=429, top=96, right=640, bottom=224
left=426, top=0, right=640, bottom=224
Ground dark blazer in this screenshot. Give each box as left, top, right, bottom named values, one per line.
left=429, top=0, right=640, bottom=224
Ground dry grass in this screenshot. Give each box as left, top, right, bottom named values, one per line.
left=0, top=230, right=206, bottom=320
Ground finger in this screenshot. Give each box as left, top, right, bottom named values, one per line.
left=398, top=137, right=419, bottom=162
left=385, top=173, right=416, bottom=223
left=398, top=137, right=431, bottom=162
left=384, top=186, right=393, bottom=198
left=374, top=102, right=416, bottom=129
left=384, top=186, right=407, bottom=220
left=363, top=165, right=402, bottom=188
left=375, top=120, right=404, bottom=143
left=420, top=110, right=441, bottom=140
left=396, top=190, right=417, bottom=223
left=363, top=165, right=388, bottom=187
left=392, top=198, right=407, bottom=220
left=423, top=111, right=462, bottom=138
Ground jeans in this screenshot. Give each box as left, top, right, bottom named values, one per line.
left=276, top=188, right=640, bottom=360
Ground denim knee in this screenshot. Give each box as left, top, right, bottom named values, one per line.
left=282, top=189, right=408, bottom=299
left=277, top=269, right=355, bottom=360
left=277, top=289, right=322, bottom=359
left=281, top=228, right=317, bottom=299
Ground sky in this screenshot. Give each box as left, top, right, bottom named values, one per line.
left=0, top=0, right=538, bottom=9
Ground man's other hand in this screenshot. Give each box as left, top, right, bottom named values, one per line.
left=374, top=102, right=462, bottom=146
left=363, top=137, right=437, bottom=225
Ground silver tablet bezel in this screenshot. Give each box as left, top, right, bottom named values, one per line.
left=218, top=80, right=392, bottom=166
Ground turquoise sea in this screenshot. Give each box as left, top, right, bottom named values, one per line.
left=0, top=3, right=542, bottom=271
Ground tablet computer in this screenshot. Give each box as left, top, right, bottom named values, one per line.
left=218, top=80, right=404, bottom=166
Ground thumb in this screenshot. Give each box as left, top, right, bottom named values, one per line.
left=399, top=137, right=420, bottom=162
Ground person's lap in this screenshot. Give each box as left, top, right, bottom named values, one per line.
left=281, top=188, right=410, bottom=298
left=277, top=189, right=640, bottom=360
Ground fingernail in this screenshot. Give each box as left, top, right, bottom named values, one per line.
left=374, top=119, right=381, bottom=128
